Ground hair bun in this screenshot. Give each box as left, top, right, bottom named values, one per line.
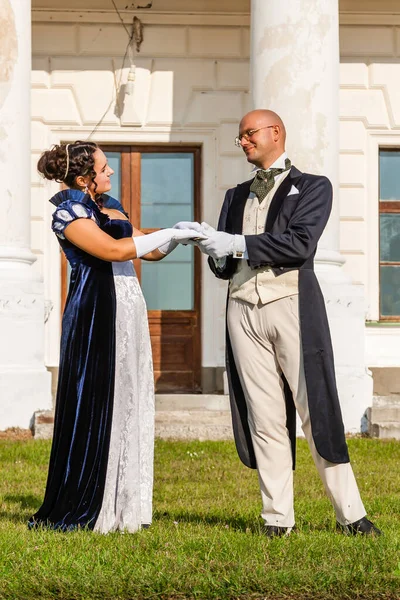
left=37, top=145, right=68, bottom=182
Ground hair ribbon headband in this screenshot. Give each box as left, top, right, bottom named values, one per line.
left=64, top=144, right=70, bottom=180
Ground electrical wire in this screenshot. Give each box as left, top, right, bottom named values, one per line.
left=87, top=44, right=131, bottom=139
left=87, top=1, right=136, bottom=138
left=110, top=0, right=131, bottom=38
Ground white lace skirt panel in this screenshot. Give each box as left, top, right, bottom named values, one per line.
left=94, top=261, right=155, bottom=533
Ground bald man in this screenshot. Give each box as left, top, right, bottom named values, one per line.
left=191, top=110, right=381, bottom=537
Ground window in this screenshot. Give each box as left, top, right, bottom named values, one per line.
left=104, top=150, right=196, bottom=310
left=379, top=149, right=400, bottom=321
left=139, top=152, right=195, bottom=310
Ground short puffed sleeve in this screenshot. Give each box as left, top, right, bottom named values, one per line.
left=52, top=201, right=98, bottom=239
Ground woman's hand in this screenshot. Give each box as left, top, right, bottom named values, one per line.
left=133, top=228, right=206, bottom=259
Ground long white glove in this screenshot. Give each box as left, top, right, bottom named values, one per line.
left=133, top=228, right=206, bottom=259
left=158, top=221, right=204, bottom=256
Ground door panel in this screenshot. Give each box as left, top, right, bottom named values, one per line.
left=141, top=246, right=194, bottom=311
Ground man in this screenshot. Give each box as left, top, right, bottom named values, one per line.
left=190, top=110, right=380, bottom=537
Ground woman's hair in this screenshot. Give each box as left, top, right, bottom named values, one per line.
left=37, top=141, right=99, bottom=192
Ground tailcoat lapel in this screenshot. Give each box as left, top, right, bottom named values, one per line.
left=265, top=167, right=303, bottom=230
left=230, top=180, right=252, bottom=234
left=230, top=167, right=304, bottom=234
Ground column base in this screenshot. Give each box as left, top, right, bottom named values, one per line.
left=0, top=368, right=52, bottom=430
left=316, top=263, right=373, bottom=434
left=0, top=257, right=52, bottom=430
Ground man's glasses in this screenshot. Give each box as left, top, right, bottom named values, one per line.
left=234, top=125, right=275, bottom=147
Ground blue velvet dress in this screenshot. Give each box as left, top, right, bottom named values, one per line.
left=29, top=189, right=155, bottom=532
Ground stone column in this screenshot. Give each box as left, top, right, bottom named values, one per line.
left=250, top=0, right=372, bottom=431
left=0, top=0, right=51, bottom=429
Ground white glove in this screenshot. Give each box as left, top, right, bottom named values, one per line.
left=195, top=231, right=246, bottom=260
left=172, top=221, right=203, bottom=232
left=158, top=221, right=204, bottom=255
left=133, top=228, right=206, bottom=259
left=177, top=222, right=217, bottom=252
left=200, top=221, right=216, bottom=235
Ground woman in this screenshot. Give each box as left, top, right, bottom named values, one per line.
left=29, top=141, right=202, bottom=533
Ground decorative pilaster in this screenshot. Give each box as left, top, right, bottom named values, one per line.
left=0, top=0, right=51, bottom=429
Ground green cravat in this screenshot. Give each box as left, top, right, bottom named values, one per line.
left=250, top=158, right=292, bottom=203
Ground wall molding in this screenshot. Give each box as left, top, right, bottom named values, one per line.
left=340, top=12, right=400, bottom=25
left=32, top=8, right=400, bottom=27
left=32, top=9, right=250, bottom=26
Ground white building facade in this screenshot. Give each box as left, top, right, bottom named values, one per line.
left=1, top=0, right=399, bottom=432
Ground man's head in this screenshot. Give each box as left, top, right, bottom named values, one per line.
left=237, top=110, right=286, bottom=169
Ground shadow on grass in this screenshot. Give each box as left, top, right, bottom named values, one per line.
left=0, top=493, right=42, bottom=524
left=154, top=509, right=260, bottom=533
left=154, top=509, right=340, bottom=536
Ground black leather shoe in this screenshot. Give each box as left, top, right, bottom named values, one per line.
left=263, top=525, right=294, bottom=538
left=337, top=517, right=382, bottom=536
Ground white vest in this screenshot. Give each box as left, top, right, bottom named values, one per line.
left=229, top=169, right=299, bottom=305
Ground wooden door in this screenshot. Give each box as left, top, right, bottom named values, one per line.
left=62, top=145, right=202, bottom=392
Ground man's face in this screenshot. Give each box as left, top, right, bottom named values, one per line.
left=238, top=114, right=277, bottom=166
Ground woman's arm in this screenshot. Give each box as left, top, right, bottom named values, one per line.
left=131, top=227, right=165, bottom=261
left=64, top=219, right=138, bottom=262
left=64, top=220, right=200, bottom=262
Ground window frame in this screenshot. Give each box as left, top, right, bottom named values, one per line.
left=60, top=142, right=203, bottom=392
left=61, top=144, right=202, bottom=314
left=378, top=147, right=400, bottom=322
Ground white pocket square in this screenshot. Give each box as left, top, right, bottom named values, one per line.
left=287, top=185, right=299, bottom=196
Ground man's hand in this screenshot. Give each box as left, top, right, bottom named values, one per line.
left=172, top=229, right=207, bottom=244
left=199, top=222, right=216, bottom=235
left=195, top=231, right=244, bottom=260
left=158, top=225, right=207, bottom=255
left=173, top=221, right=203, bottom=232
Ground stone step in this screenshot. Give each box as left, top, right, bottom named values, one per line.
left=367, top=394, right=400, bottom=440
left=372, top=394, right=400, bottom=407
left=368, top=422, right=400, bottom=440
left=33, top=393, right=400, bottom=441
left=32, top=410, right=55, bottom=440
left=32, top=395, right=233, bottom=440
left=155, top=395, right=232, bottom=440
left=156, top=410, right=233, bottom=441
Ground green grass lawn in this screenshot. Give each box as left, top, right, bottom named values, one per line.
left=0, top=437, right=399, bottom=600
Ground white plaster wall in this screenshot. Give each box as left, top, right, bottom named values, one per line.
left=339, top=23, right=400, bottom=365
left=31, top=16, right=251, bottom=369
left=31, top=12, right=400, bottom=370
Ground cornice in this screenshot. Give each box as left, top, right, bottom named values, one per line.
left=340, top=12, right=400, bottom=25
left=32, top=8, right=400, bottom=27
left=31, top=9, right=251, bottom=26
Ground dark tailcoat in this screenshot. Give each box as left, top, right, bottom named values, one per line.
left=209, top=166, right=350, bottom=469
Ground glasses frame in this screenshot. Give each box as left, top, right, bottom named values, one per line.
left=234, top=125, right=276, bottom=147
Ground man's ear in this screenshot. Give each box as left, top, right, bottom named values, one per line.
left=272, top=125, right=281, bottom=142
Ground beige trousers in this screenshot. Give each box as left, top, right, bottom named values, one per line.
left=227, top=295, right=366, bottom=528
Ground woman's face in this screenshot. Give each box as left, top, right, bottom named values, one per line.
left=88, top=149, right=114, bottom=195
